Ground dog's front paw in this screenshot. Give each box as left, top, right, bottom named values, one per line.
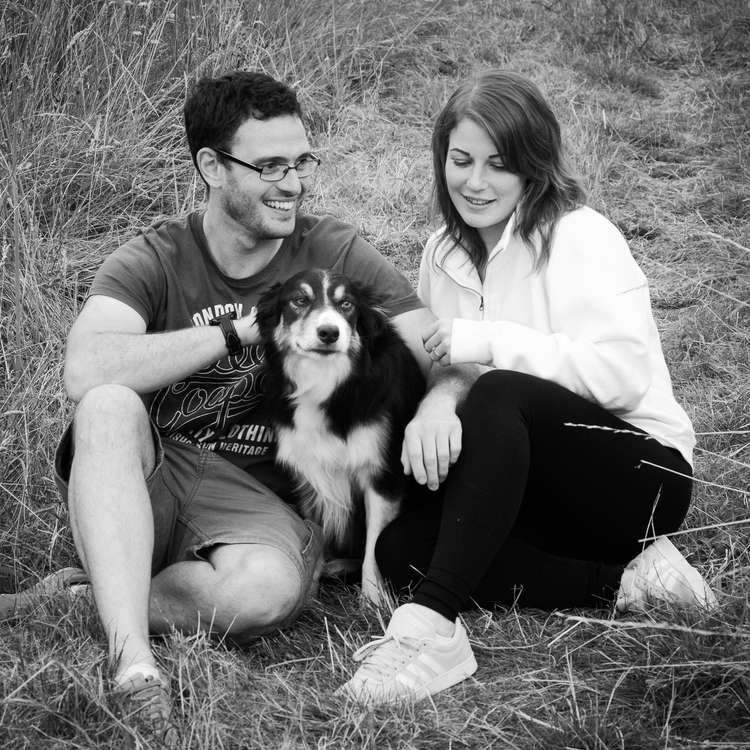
left=360, top=566, right=388, bottom=607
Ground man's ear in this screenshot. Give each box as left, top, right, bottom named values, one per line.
left=196, top=147, right=224, bottom=190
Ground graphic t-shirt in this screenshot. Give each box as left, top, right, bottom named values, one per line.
left=89, top=211, right=422, bottom=469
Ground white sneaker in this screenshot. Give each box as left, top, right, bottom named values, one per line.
left=338, top=603, right=478, bottom=704
left=616, top=536, right=718, bottom=613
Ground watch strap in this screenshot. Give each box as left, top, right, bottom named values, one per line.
left=209, top=311, right=243, bottom=356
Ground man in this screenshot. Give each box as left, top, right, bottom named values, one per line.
left=49, top=71, right=465, bottom=728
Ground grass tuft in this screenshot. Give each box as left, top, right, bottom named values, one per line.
left=1, top=0, right=748, bottom=747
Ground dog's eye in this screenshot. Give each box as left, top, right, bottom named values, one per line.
left=291, top=296, right=309, bottom=308
left=338, top=299, right=354, bottom=313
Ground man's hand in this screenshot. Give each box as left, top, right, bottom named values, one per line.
left=401, top=391, right=462, bottom=491
left=235, top=306, right=261, bottom=347
left=64, top=295, right=253, bottom=402
left=422, top=318, right=454, bottom=367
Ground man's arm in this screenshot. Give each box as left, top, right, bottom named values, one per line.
left=391, top=307, right=482, bottom=490
left=64, top=295, right=260, bottom=402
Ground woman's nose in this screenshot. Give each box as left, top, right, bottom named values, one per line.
left=465, top=164, right=487, bottom=190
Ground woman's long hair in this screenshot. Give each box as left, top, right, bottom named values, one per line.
left=432, top=70, right=585, bottom=271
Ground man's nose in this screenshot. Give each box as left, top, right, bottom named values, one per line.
left=277, top=166, right=303, bottom=192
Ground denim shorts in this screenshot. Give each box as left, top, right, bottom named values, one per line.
left=54, top=420, right=323, bottom=620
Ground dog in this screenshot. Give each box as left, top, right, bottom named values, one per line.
left=256, top=268, right=425, bottom=603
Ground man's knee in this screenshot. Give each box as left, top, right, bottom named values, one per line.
left=75, top=383, right=147, bottom=431
left=72, top=384, right=154, bottom=465
left=211, top=545, right=307, bottom=639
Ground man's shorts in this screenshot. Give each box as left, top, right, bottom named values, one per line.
left=54, top=419, right=323, bottom=624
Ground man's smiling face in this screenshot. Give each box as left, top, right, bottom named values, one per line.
left=217, top=114, right=313, bottom=242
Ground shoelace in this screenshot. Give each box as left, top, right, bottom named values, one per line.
left=351, top=635, right=429, bottom=680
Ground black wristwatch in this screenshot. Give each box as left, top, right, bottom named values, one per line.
left=209, top=311, right=243, bottom=356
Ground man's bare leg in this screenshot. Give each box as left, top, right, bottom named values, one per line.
left=68, top=383, right=313, bottom=664
left=149, top=544, right=305, bottom=640
left=67, top=384, right=157, bottom=680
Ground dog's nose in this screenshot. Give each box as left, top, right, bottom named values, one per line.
left=317, top=325, right=340, bottom=344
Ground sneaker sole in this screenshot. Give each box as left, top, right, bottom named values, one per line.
left=364, top=651, right=479, bottom=705
left=418, top=651, right=478, bottom=700
left=651, top=538, right=718, bottom=608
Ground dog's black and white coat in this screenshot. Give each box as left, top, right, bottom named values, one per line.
left=257, top=269, right=425, bottom=602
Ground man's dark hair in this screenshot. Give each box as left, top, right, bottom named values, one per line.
left=184, top=70, right=302, bottom=180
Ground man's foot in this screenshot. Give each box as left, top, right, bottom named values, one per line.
left=338, top=602, right=477, bottom=704
left=616, top=536, right=718, bottom=613
left=0, top=567, right=89, bottom=619
left=112, top=671, right=176, bottom=743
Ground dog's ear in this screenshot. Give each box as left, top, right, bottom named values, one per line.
left=351, top=282, right=389, bottom=343
left=255, top=282, right=284, bottom=341
left=357, top=304, right=388, bottom=344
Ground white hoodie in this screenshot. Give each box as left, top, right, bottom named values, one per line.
left=418, top=206, right=695, bottom=465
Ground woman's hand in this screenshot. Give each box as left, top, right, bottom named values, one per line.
left=422, top=319, right=454, bottom=366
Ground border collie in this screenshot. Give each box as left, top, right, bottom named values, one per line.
left=257, top=269, right=425, bottom=603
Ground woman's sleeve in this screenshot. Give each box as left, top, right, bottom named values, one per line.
left=450, top=216, right=656, bottom=412
left=416, top=236, right=435, bottom=309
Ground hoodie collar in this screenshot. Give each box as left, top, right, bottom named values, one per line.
left=434, top=208, right=519, bottom=285
left=486, top=209, right=518, bottom=262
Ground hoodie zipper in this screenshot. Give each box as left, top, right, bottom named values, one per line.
left=435, top=249, right=487, bottom=316
left=453, top=278, right=485, bottom=315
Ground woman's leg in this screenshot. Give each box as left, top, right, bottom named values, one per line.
left=376, top=370, right=693, bottom=618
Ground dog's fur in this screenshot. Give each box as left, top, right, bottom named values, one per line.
left=257, top=269, right=425, bottom=602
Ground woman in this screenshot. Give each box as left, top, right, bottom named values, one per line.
left=340, top=70, right=716, bottom=704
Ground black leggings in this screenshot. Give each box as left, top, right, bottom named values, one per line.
left=375, top=370, right=693, bottom=619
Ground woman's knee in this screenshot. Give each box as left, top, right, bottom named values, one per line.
left=464, top=370, right=541, bottom=410
left=458, top=370, right=541, bottom=438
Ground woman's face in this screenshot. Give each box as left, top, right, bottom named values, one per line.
left=445, top=117, right=526, bottom=251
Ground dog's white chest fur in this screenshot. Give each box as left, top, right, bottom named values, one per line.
left=276, top=400, right=387, bottom=546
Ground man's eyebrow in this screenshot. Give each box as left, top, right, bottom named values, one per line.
left=255, top=150, right=314, bottom=164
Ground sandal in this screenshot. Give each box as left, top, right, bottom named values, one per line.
left=0, top=566, right=89, bottom=619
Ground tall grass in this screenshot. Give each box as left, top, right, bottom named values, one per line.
left=1, top=0, right=748, bottom=747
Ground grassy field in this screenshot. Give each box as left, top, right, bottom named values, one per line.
left=1, top=0, right=749, bottom=747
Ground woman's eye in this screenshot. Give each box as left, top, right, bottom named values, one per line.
left=451, top=159, right=471, bottom=168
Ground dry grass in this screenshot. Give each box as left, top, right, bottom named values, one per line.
left=1, top=0, right=749, bottom=747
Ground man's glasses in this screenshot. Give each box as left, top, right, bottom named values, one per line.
left=212, top=148, right=321, bottom=182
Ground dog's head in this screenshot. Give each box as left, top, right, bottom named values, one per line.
left=256, top=269, right=387, bottom=360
